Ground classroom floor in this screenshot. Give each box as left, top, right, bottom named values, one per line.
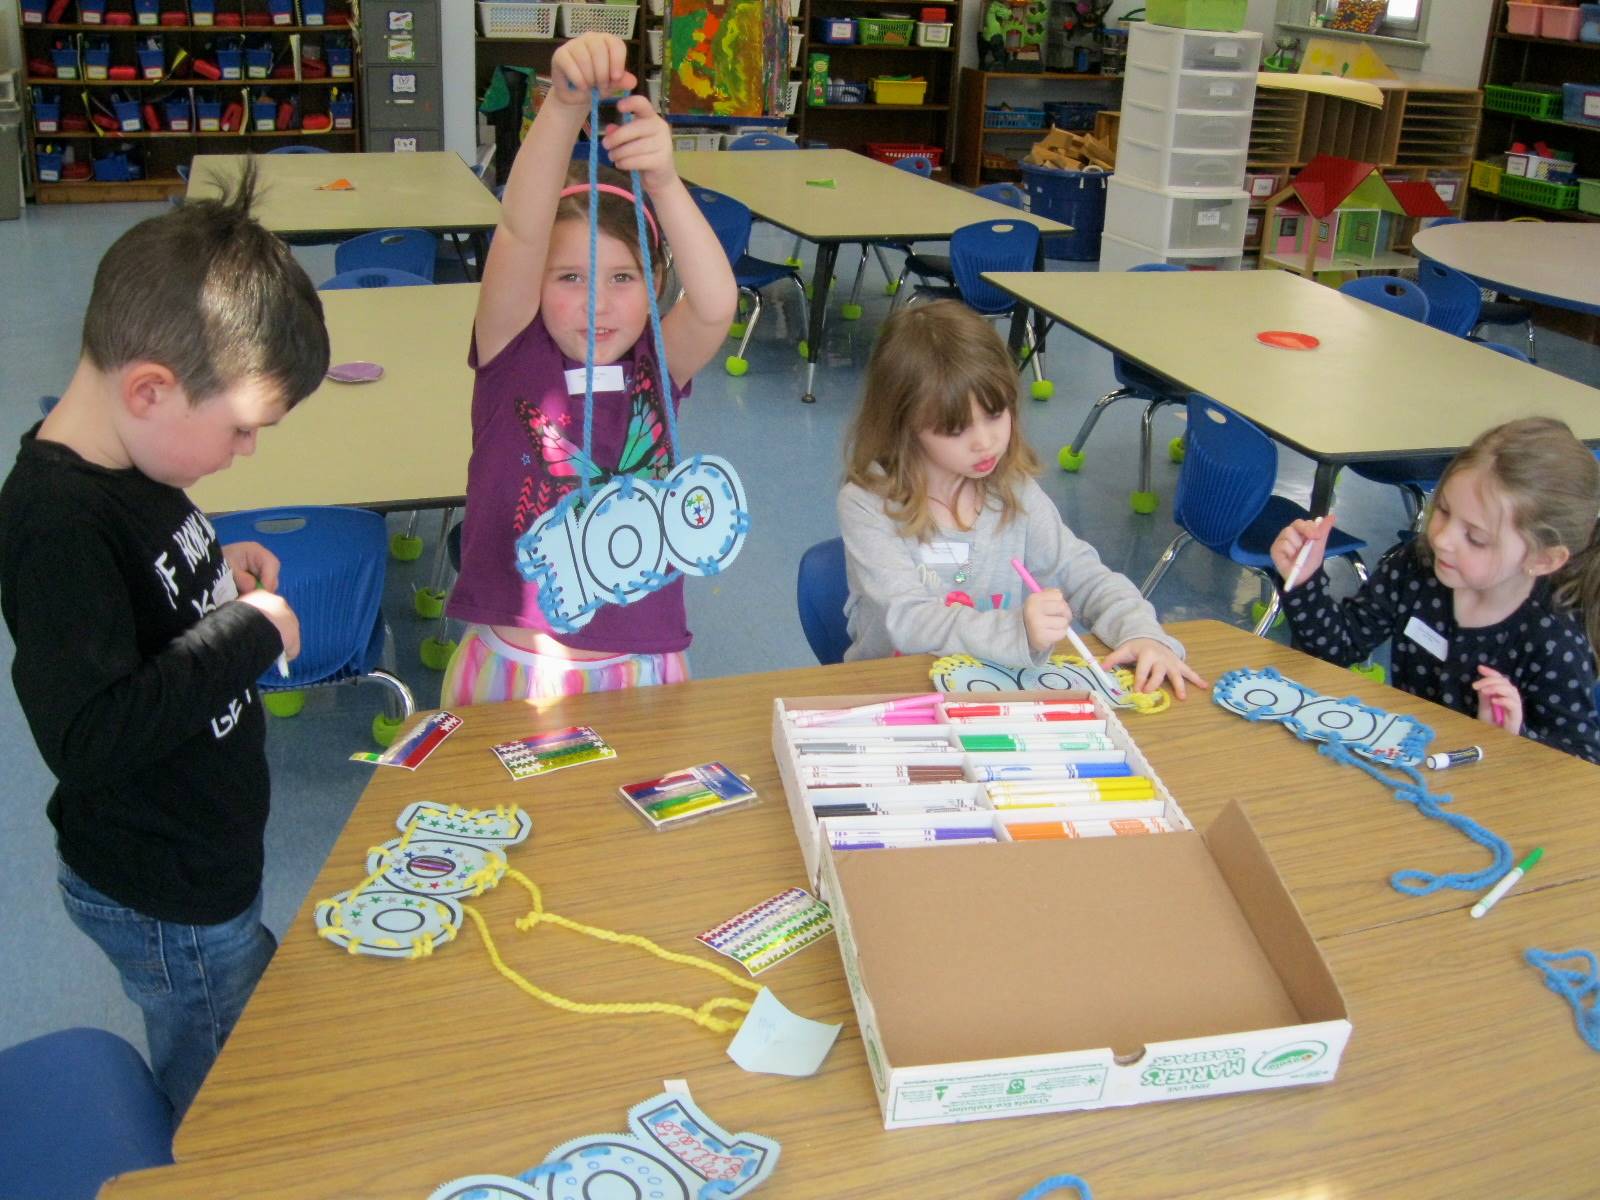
left=2, top=199, right=1596, bottom=1059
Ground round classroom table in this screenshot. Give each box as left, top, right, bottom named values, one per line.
left=1411, top=220, right=1600, bottom=316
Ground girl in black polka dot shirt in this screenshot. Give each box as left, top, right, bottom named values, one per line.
left=1271, top=418, right=1600, bottom=766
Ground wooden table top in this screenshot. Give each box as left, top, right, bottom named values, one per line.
left=185, top=152, right=503, bottom=237
left=187, top=282, right=476, bottom=515
left=99, top=620, right=1600, bottom=1199
left=674, top=149, right=1071, bottom=243
left=984, top=269, right=1600, bottom=464
left=1412, top=221, right=1600, bottom=316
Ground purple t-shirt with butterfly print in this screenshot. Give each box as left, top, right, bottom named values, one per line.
left=447, top=313, right=692, bottom=654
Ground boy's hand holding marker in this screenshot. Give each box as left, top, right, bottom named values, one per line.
left=226, top=549, right=300, bottom=673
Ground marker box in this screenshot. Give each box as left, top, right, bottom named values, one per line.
left=619, top=761, right=758, bottom=831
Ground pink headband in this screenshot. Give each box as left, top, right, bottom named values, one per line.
left=558, top=182, right=660, bottom=247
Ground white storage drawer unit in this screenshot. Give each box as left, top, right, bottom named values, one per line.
left=1120, top=101, right=1252, bottom=152
left=1103, top=176, right=1251, bottom=252
left=1097, top=230, right=1244, bottom=273
left=1114, top=138, right=1247, bottom=190
left=1125, top=22, right=1260, bottom=75
left=1123, top=62, right=1256, bottom=115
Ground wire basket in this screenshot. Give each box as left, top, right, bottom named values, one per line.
left=825, top=80, right=868, bottom=104
left=559, top=2, right=639, bottom=38
left=985, top=106, right=1046, bottom=129
left=479, top=1, right=559, bottom=38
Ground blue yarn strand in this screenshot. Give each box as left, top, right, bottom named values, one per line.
left=1017, top=1175, right=1093, bottom=1200
left=581, top=89, right=601, bottom=501
left=1526, top=948, right=1600, bottom=1051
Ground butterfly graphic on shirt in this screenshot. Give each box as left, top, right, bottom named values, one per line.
left=511, top=370, right=671, bottom=535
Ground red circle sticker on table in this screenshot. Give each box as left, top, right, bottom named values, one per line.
left=1256, top=330, right=1321, bottom=351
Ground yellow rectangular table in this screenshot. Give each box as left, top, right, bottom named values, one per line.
left=675, top=149, right=1071, bottom=403
left=99, top=621, right=1600, bottom=1199
left=188, top=282, right=476, bottom=516
left=984, top=269, right=1600, bottom=514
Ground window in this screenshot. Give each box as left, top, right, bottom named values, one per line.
left=1314, top=0, right=1425, bottom=36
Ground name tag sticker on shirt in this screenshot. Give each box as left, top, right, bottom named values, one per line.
left=565, top=365, right=626, bottom=395
left=1404, top=616, right=1449, bottom=661
left=919, top=540, right=970, bottom=566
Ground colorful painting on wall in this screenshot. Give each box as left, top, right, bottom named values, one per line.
left=667, top=0, right=785, bottom=118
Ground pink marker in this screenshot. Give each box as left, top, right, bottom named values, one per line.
left=1010, top=558, right=1130, bottom=701
left=793, top=694, right=943, bottom=727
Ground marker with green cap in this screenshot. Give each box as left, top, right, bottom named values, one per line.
left=1470, top=847, right=1543, bottom=919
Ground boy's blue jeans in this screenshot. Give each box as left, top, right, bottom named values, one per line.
left=56, top=858, right=277, bottom=1120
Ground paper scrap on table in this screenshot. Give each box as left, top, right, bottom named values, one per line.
left=806, top=177, right=836, bottom=188
left=316, top=177, right=356, bottom=190
left=727, top=987, right=841, bottom=1077
left=698, top=886, right=833, bottom=975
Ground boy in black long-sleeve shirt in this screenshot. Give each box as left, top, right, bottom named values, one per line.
left=0, top=161, right=329, bottom=1118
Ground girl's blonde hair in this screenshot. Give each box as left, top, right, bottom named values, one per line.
left=844, top=300, right=1039, bottom=541
left=1421, top=416, right=1600, bottom=660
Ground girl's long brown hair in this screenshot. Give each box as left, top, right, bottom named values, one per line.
left=1420, top=417, right=1600, bottom=663
left=844, top=300, right=1039, bottom=541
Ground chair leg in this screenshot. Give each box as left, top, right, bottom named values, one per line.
left=1250, top=572, right=1284, bottom=638
left=412, top=507, right=455, bottom=619
left=843, top=244, right=870, bottom=320
left=1130, top=396, right=1180, bottom=514
left=1526, top=319, right=1536, bottom=362
left=726, top=288, right=763, bottom=376
left=1059, top=387, right=1135, bottom=472
left=1138, top=531, right=1191, bottom=599
left=873, top=245, right=894, bottom=288
left=786, top=235, right=804, bottom=269
left=369, top=669, right=416, bottom=722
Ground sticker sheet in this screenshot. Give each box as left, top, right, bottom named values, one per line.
left=492, top=725, right=616, bottom=781
left=697, top=887, right=834, bottom=976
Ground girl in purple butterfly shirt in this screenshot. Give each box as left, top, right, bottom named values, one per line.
left=442, top=32, right=736, bottom=705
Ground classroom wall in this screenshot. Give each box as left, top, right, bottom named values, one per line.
left=1, top=0, right=20, bottom=71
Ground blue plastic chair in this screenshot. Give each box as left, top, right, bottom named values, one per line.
left=209, top=506, right=415, bottom=744
left=1140, top=396, right=1368, bottom=637
left=886, top=182, right=1025, bottom=304
left=333, top=228, right=438, bottom=282
left=1423, top=217, right=1536, bottom=357
left=726, top=133, right=806, bottom=267
left=267, top=144, right=331, bottom=153
left=1059, top=263, right=1188, bottom=514
left=1338, top=275, right=1430, bottom=323
left=0, top=1027, right=173, bottom=1200
left=907, top=218, right=1052, bottom=399
left=1415, top=258, right=1485, bottom=338
left=690, top=185, right=808, bottom=377
left=318, top=267, right=433, bottom=290
left=797, top=537, right=851, bottom=666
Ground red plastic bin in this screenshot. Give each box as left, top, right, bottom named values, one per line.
left=864, top=142, right=944, bottom=168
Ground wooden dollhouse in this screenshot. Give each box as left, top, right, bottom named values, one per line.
left=1261, top=154, right=1453, bottom=280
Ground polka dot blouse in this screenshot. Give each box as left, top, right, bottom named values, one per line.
left=1282, top=539, right=1600, bottom=766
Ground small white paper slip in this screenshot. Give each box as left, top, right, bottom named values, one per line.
left=727, top=988, right=842, bottom=1077
left=1404, top=616, right=1449, bottom=661
left=918, top=539, right=970, bottom=566
left=662, top=1078, right=693, bottom=1098
left=565, top=364, right=626, bottom=394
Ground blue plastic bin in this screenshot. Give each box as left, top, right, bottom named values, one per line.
left=1564, top=82, right=1600, bottom=127
left=1043, top=100, right=1106, bottom=132
left=1582, top=3, right=1600, bottom=41
left=134, top=0, right=160, bottom=23
left=1019, top=163, right=1110, bottom=262
left=245, top=45, right=273, bottom=78
left=79, top=0, right=107, bottom=18
left=216, top=45, right=243, bottom=78
left=196, top=97, right=222, bottom=129
left=191, top=0, right=216, bottom=23
left=165, top=95, right=191, bottom=129
left=51, top=46, right=80, bottom=79
left=329, top=91, right=354, bottom=126
left=93, top=147, right=142, bottom=181
left=138, top=45, right=165, bottom=78
left=36, top=148, right=64, bottom=182
left=252, top=96, right=276, bottom=130
left=34, top=96, right=62, bottom=131
left=326, top=43, right=352, bottom=76
left=20, top=0, right=47, bottom=24
left=112, top=97, right=142, bottom=130
left=301, top=0, right=327, bottom=23
left=268, top=0, right=295, bottom=21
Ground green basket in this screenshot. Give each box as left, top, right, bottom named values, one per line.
left=1579, top=178, right=1600, bottom=216
left=1483, top=83, right=1564, bottom=120
left=1497, top=174, right=1578, bottom=210
left=859, top=16, right=914, bottom=45
left=1146, top=0, right=1247, bottom=31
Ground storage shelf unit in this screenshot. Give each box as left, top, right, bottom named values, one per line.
left=19, top=2, right=361, bottom=203
left=795, top=0, right=961, bottom=167
left=1242, top=78, right=1482, bottom=255
left=1468, top=0, right=1600, bottom=222
left=954, top=68, right=1120, bottom=187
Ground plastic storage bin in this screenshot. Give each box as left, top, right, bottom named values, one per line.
left=1245, top=170, right=1281, bottom=198
left=35, top=147, right=64, bottom=182
left=814, top=16, right=856, bottom=43
left=1497, top=174, right=1578, bottom=209
left=1505, top=150, right=1576, bottom=182
left=33, top=96, right=61, bottom=132
left=196, top=96, right=222, bottom=130
left=477, top=0, right=558, bottom=36
left=164, top=94, right=191, bottom=130
left=79, top=0, right=107, bottom=22
left=871, top=77, right=927, bottom=105
left=859, top=16, right=914, bottom=45
left=82, top=41, right=110, bottom=79
left=111, top=97, right=142, bottom=131
left=245, top=45, right=273, bottom=78
left=92, top=145, right=141, bottom=180
left=329, top=89, right=354, bottom=127
left=267, top=0, right=294, bottom=23
left=916, top=21, right=951, bottom=46
left=252, top=95, right=276, bottom=130
left=1470, top=157, right=1504, bottom=195
left=864, top=141, right=943, bottom=167
left=1582, top=3, right=1600, bottom=41
left=559, top=3, right=638, bottom=37
left=302, top=0, right=328, bottom=24
left=20, top=0, right=47, bottom=23
left=1578, top=178, right=1600, bottom=214
left=325, top=43, right=352, bottom=77
left=1482, top=82, right=1563, bottom=118
left=1104, top=175, right=1249, bottom=251
left=1123, top=62, right=1255, bottom=112
left=133, top=0, right=159, bottom=24
left=985, top=105, right=1045, bottom=129
left=1097, top=229, right=1243, bottom=272
left=1564, top=81, right=1600, bottom=126
left=1146, top=0, right=1247, bottom=32
left=1540, top=4, right=1583, bottom=38
left=216, top=45, right=243, bottom=78
left=192, top=0, right=216, bottom=24
left=1505, top=1, right=1539, bottom=34
left=1042, top=99, right=1105, bottom=130
left=137, top=43, right=165, bottom=79
left=1115, top=135, right=1246, bottom=189
left=51, top=47, right=81, bottom=80
left=1121, top=100, right=1250, bottom=151
left=1018, top=163, right=1109, bottom=261
left=1127, top=22, right=1258, bottom=74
